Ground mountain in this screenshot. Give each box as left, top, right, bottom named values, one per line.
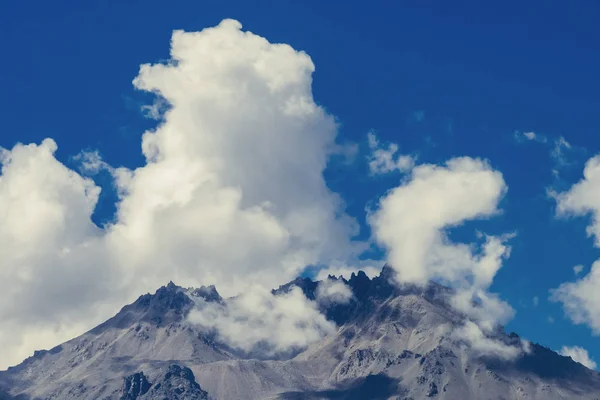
left=2, top=267, right=600, bottom=399
left=120, top=365, right=209, bottom=400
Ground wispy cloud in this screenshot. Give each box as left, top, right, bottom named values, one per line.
left=513, top=130, right=585, bottom=181
left=366, top=131, right=415, bottom=175
left=73, top=150, right=113, bottom=175
left=559, top=346, right=597, bottom=370
left=514, top=130, right=548, bottom=143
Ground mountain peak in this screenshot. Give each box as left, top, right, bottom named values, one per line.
left=380, top=264, right=395, bottom=279
left=272, top=276, right=318, bottom=300
left=190, top=285, right=223, bottom=303
left=120, top=371, right=151, bottom=400
left=4, top=266, right=600, bottom=400
left=134, top=283, right=192, bottom=313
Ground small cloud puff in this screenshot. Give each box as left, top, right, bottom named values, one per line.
left=514, top=130, right=585, bottom=180
left=452, top=320, right=525, bottom=360
left=514, top=130, right=547, bottom=143
left=73, top=150, right=112, bottom=175
left=559, top=346, right=597, bottom=370
left=188, top=286, right=335, bottom=356
left=551, top=260, right=600, bottom=334
left=367, top=132, right=415, bottom=174
left=316, top=279, right=353, bottom=305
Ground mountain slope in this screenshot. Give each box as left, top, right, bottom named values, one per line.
left=2, top=268, right=600, bottom=400
left=0, top=283, right=230, bottom=400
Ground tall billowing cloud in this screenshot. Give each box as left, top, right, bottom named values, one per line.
left=551, top=155, right=600, bottom=334
left=110, top=18, right=363, bottom=294
left=368, top=156, right=523, bottom=357
left=0, top=140, right=123, bottom=368
left=0, top=19, right=362, bottom=369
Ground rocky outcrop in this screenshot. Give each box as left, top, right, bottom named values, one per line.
left=120, top=372, right=151, bottom=399
left=139, top=365, right=209, bottom=400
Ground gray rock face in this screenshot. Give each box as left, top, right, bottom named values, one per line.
left=2, top=268, right=600, bottom=400
left=138, top=365, right=209, bottom=400
left=120, top=372, right=151, bottom=400
left=118, top=365, right=209, bottom=400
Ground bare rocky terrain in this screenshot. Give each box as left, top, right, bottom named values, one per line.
left=2, top=267, right=600, bottom=400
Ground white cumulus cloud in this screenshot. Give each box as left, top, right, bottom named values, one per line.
left=111, top=18, right=363, bottom=295
left=551, top=155, right=600, bottom=333
left=0, top=139, right=121, bottom=360
left=0, top=19, right=364, bottom=370
left=551, top=260, right=600, bottom=334
left=453, top=321, right=521, bottom=360
left=368, top=156, right=524, bottom=358
left=368, top=157, right=508, bottom=286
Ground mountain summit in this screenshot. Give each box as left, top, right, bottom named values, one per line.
left=1, top=268, right=599, bottom=399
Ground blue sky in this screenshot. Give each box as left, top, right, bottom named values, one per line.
left=2, top=0, right=600, bottom=368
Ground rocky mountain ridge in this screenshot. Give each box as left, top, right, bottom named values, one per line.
left=1, top=267, right=599, bottom=399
